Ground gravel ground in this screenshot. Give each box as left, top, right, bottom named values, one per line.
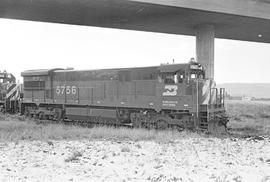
left=1, top=137, right=270, bottom=182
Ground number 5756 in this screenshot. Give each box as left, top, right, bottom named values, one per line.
left=56, top=85, right=77, bottom=95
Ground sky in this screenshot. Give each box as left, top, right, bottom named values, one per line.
left=0, top=18, right=269, bottom=84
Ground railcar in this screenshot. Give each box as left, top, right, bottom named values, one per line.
left=21, top=62, right=228, bottom=132
left=0, top=71, right=21, bottom=112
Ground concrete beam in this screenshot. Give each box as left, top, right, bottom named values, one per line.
left=196, top=25, right=215, bottom=79
left=131, top=0, right=270, bottom=20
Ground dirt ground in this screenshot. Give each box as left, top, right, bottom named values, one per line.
left=1, top=135, right=270, bottom=181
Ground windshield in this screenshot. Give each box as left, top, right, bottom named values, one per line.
left=190, top=70, right=204, bottom=79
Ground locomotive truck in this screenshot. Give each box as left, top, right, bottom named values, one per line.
left=20, top=62, right=228, bottom=132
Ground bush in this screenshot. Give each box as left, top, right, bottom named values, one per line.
left=65, top=151, right=83, bottom=162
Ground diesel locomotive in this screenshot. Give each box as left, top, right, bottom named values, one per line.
left=20, top=62, right=228, bottom=132
left=0, top=71, right=21, bottom=113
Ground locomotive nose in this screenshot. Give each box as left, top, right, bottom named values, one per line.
left=200, top=79, right=216, bottom=105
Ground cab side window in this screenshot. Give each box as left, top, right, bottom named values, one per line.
left=162, top=73, right=177, bottom=84
left=164, top=75, right=175, bottom=84
left=159, top=71, right=186, bottom=84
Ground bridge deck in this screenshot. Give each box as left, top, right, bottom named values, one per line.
left=0, top=0, right=270, bottom=43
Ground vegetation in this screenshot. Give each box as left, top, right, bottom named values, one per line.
left=0, top=115, right=201, bottom=142
left=226, top=100, right=270, bottom=135
left=0, top=100, right=269, bottom=142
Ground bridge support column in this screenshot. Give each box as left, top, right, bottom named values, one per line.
left=196, top=24, right=215, bottom=79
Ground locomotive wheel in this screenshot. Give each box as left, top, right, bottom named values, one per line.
left=25, top=110, right=30, bottom=117
left=38, top=112, right=45, bottom=120
left=171, top=125, right=185, bottom=132
left=133, top=117, right=142, bottom=128
left=131, top=113, right=142, bottom=128
left=156, top=119, right=168, bottom=130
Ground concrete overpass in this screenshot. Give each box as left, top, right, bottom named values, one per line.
left=1, top=0, right=270, bottom=79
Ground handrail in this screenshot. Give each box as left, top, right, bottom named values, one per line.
left=209, top=87, right=226, bottom=108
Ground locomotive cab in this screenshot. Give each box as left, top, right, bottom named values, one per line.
left=159, top=62, right=204, bottom=83
left=0, top=71, right=20, bottom=113
left=158, top=62, right=228, bottom=132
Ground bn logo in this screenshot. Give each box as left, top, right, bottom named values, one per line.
left=162, top=85, right=178, bottom=96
